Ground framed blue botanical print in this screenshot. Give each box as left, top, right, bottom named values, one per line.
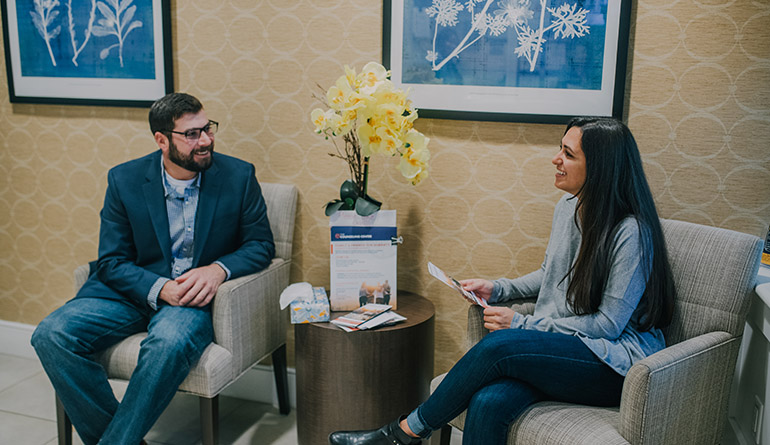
left=1, top=0, right=172, bottom=107
left=383, top=0, right=632, bottom=123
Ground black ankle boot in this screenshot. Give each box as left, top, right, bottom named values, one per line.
left=328, top=418, right=422, bottom=445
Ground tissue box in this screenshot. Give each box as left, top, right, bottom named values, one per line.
left=290, top=287, right=330, bottom=324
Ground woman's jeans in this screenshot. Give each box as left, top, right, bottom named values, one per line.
left=31, top=297, right=213, bottom=445
left=406, top=329, right=625, bottom=445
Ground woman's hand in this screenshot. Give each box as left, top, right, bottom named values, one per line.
left=483, top=306, right=516, bottom=332
left=458, top=279, right=494, bottom=302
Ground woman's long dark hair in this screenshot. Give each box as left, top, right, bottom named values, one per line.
left=565, top=117, right=675, bottom=330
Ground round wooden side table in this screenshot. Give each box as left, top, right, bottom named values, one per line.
left=294, top=292, right=435, bottom=445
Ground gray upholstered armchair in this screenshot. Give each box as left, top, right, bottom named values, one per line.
left=56, top=182, right=298, bottom=445
left=431, top=219, right=763, bottom=445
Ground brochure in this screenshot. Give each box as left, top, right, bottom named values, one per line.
left=366, top=311, right=406, bottom=328
left=331, top=303, right=402, bottom=332
left=335, top=311, right=407, bottom=332
left=329, top=210, right=397, bottom=311
left=427, top=261, right=489, bottom=308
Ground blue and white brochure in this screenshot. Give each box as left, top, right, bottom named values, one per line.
left=329, top=210, right=397, bottom=311
left=428, top=261, right=489, bottom=308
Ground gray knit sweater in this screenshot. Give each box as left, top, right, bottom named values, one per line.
left=489, top=194, right=666, bottom=376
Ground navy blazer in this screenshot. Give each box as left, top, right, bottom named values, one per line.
left=75, top=150, right=276, bottom=310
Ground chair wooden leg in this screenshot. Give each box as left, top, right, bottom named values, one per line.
left=200, top=395, right=219, bottom=445
left=55, top=394, right=73, bottom=445
left=272, top=344, right=290, bottom=415
left=438, top=425, right=452, bottom=445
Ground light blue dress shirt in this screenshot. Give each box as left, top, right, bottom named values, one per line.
left=146, top=160, right=231, bottom=309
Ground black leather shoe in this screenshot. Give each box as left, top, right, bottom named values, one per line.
left=328, top=419, right=421, bottom=445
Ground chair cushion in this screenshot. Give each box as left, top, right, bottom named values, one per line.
left=431, top=373, right=629, bottom=445
left=509, top=402, right=628, bottom=445
left=96, top=333, right=233, bottom=398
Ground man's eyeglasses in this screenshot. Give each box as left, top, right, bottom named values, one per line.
left=166, top=120, right=218, bottom=143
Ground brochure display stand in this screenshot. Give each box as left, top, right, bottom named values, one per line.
left=329, top=210, right=398, bottom=311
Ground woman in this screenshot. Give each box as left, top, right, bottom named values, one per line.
left=329, top=117, right=676, bottom=445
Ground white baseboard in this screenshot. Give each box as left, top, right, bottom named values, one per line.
left=0, top=320, right=37, bottom=359
left=0, top=319, right=297, bottom=408
left=724, top=417, right=751, bottom=445
left=221, top=364, right=297, bottom=408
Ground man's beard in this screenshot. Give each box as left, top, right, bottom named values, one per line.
left=168, top=139, right=214, bottom=173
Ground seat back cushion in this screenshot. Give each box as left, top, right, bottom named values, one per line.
left=660, top=219, right=762, bottom=345
left=260, top=182, right=298, bottom=261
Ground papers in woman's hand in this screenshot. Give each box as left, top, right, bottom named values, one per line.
left=427, top=262, right=489, bottom=307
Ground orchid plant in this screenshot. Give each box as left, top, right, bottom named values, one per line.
left=311, top=62, right=430, bottom=216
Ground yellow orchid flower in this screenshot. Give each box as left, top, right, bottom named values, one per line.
left=310, top=108, right=328, bottom=133
left=326, top=86, right=347, bottom=111
left=407, top=168, right=429, bottom=185
left=358, top=62, right=389, bottom=94
left=310, top=61, right=431, bottom=216
left=405, top=128, right=429, bottom=152
left=357, top=120, right=398, bottom=156
left=356, top=123, right=379, bottom=157
left=375, top=126, right=401, bottom=155
left=335, top=110, right=357, bottom=135
left=373, top=87, right=407, bottom=110
left=398, top=129, right=431, bottom=181
left=327, top=112, right=344, bottom=134
left=327, top=75, right=359, bottom=111
left=360, top=62, right=388, bottom=81
left=404, top=107, right=418, bottom=124
left=344, top=65, right=358, bottom=89
left=399, top=156, right=429, bottom=184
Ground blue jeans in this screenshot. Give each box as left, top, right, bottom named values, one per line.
left=31, top=297, right=213, bottom=445
left=406, top=329, right=625, bottom=445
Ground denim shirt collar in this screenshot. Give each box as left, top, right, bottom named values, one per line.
left=160, top=157, right=200, bottom=199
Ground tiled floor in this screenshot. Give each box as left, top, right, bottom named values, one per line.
left=0, top=353, right=462, bottom=445
left=0, top=352, right=299, bottom=445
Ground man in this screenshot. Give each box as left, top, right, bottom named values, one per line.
left=31, top=93, right=275, bottom=444
left=382, top=280, right=391, bottom=305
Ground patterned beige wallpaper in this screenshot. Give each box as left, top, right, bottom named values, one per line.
left=1, top=0, right=768, bottom=374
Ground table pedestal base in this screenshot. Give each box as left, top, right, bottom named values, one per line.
left=295, top=294, right=435, bottom=445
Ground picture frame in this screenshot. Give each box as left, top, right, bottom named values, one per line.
left=1, top=0, right=173, bottom=107
left=383, top=0, right=632, bottom=123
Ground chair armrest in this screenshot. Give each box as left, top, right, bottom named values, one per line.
left=618, top=331, right=741, bottom=445
left=512, top=299, right=537, bottom=316
left=466, top=298, right=537, bottom=349
left=74, top=264, right=90, bottom=293
left=212, top=258, right=291, bottom=375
